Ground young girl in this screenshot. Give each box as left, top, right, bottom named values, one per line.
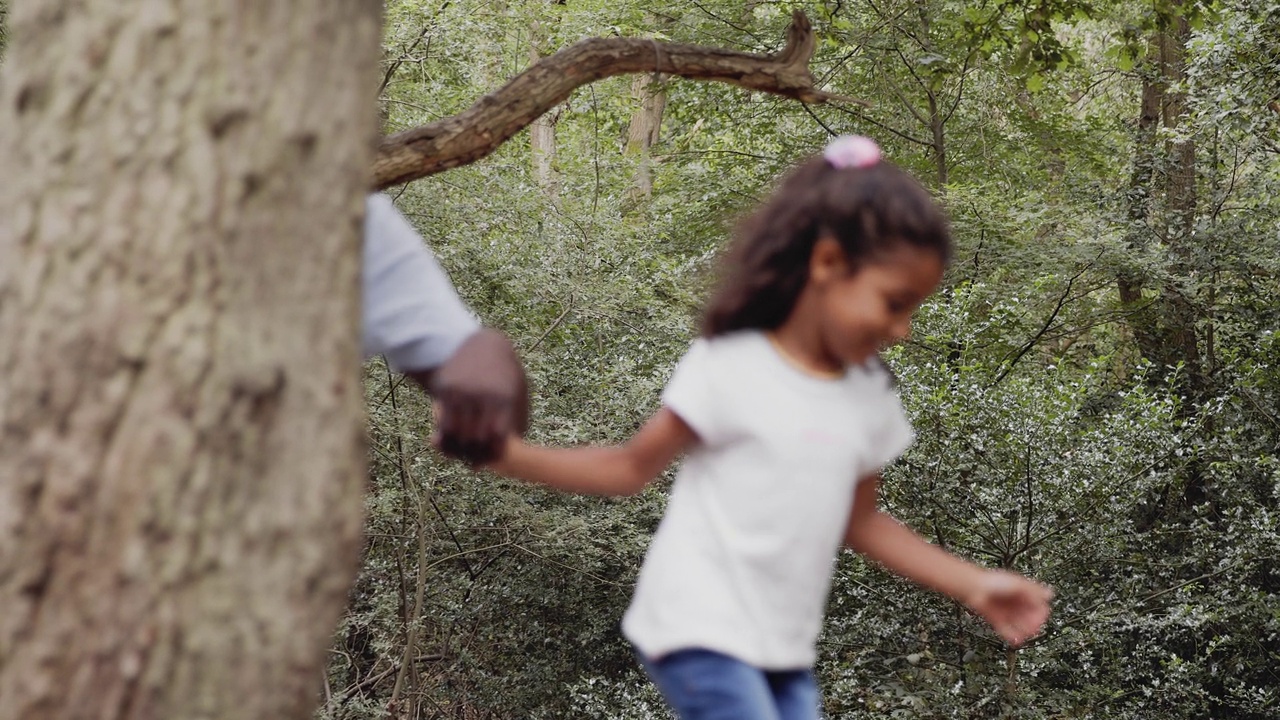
left=468, top=136, right=1053, bottom=720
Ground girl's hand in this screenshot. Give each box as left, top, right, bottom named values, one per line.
left=965, top=570, right=1054, bottom=647
left=479, top=436, right=521, bottom=475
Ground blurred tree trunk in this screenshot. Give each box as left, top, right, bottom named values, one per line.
left=0, top=1, right=380, bottom=718
left=0, top=6, right=832, bottom=717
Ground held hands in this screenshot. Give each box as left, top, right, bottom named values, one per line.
left=474, top=435, right=522, bottom=476
left=964, top=570, right=1054, bottom=647
left=426, top=329, right=529, bottom=465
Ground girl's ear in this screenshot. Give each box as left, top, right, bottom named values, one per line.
left=809, top=235, right=853, bottom=285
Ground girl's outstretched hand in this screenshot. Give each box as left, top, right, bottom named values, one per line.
left=966, top=570, right=1054, bottom=647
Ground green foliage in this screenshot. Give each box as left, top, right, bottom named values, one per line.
left=321, top=1, right=1280, bottom=717
left=1186, top=0, right=1280, bottom=151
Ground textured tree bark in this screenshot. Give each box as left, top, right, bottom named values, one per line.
left=373, top=10, right=849, bottom=189
left=0, top=2, right=381, bottom=719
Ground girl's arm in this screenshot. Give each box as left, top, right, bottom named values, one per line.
left=845, top=475, right=1053, bottom=647
left=485, top=407, right=697, bottom=497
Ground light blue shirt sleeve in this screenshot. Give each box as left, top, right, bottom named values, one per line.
left=362, top=193, right=480, bottom=372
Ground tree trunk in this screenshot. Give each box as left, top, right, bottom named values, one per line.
left=625, top=72, right=667, bottom=199
left=0, top=2, right=380, bottom=718
left=1116, top=38, right=1163, bottom=357
left=528, top=4, right=561, bottom=196
left=1120, top=8, right=1213, bottom=526
left=1159, top=12, right=1205, bottom=396
left=1118, top=13, right=1203, bottom=395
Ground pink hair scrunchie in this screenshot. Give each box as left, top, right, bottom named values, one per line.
left=823, top=135, right=881, bottom=169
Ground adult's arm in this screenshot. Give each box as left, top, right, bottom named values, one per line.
left=362, top=194, right=529, bottom=463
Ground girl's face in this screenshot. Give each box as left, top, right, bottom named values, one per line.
left=812, top=240, right=943, bottom=366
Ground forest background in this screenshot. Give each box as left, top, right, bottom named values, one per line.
left=2, top=0, right=1277, bottom=718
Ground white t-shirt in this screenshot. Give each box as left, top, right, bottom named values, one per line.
left=361, top=194, right=480, bottom=370
left=621, top=331, right=914, bottom=669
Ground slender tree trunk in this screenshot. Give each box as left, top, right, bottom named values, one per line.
left=625, top=72, right=667, bottom=198
left=1118, top=15, right=1203, bottom=395
left=1117, top=41, right=1163, bottom=354
left=928, top=91, right=947, bottom=188
left=528, top=93, right=560, bottom=193
left=1121, top=8, right=1213, bottom=525
left=1159, top=13, right=1204, bottom=396
left=913, top=0, right=947, bottom=188
left=0, top=2, right=381, bottom=718
left=1001, top=646, right=1020, bottom=717
left=527, top=2, right=561, bottom=196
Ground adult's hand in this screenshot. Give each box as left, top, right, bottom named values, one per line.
left=408, top=328, right=529, bottom=465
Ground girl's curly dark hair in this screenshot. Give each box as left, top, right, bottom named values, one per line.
left=701, top=155, right=952, bottom=337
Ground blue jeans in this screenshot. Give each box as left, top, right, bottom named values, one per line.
left=639, top=649, right=821, bottom=720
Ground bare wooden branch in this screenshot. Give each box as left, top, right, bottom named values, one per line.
left=373, top=10, right=860, bottom=189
